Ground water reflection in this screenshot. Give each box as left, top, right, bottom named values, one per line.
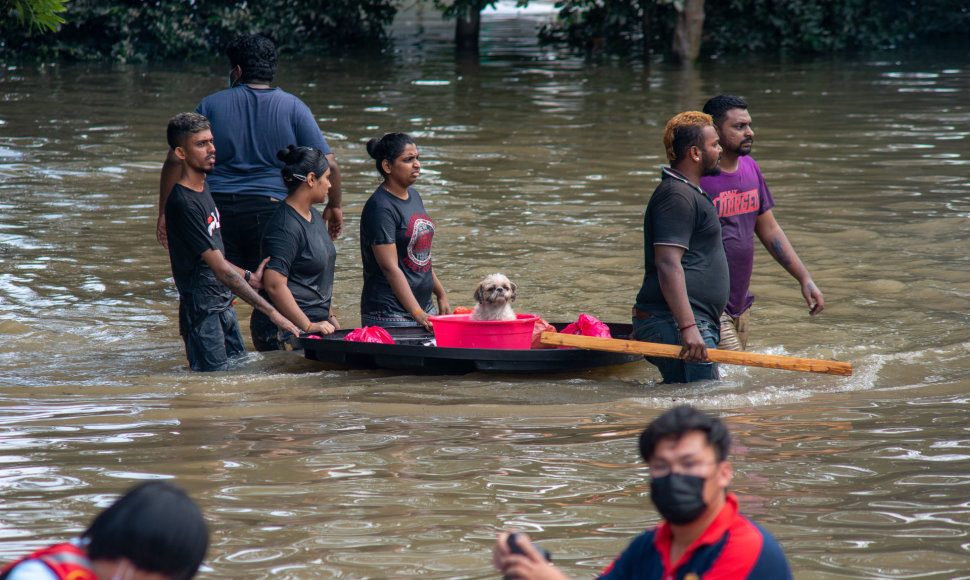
left=1, top=7, right=969, bottom=579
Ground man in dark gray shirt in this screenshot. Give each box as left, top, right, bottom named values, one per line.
left=633, top=111, right=730, bottom=383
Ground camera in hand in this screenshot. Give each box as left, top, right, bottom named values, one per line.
left=503, top=532, right=552, bottom=579
left=508, top=533, right=551, bottom=560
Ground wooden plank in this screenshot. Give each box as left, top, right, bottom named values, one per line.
left=540, top=333, right=852, bottom=376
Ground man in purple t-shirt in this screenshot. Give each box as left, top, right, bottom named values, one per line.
left=699, top=95, right=823, bottom=350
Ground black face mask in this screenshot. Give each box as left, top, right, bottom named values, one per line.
left=650, top=473, right=708, bottom=525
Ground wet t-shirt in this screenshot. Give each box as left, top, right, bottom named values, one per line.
left=700, top=155, right=776, bottom=317
left=359, top=186, right=435, bottom=318
left=635, top=167, right=729, bottom=325
left=195, top=85, right=332, bottom=200
left=164, top=182, right=232, bottom=316
left=259, top=202, right=336, bottom=321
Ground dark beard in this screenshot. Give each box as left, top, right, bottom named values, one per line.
left=702, top=152, right=721, bottom=177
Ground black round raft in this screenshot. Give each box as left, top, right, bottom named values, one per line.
left=298, top=322, right=642, bottom=374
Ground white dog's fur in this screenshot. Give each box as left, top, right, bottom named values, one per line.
left=470, top=273, right=517, bottom=321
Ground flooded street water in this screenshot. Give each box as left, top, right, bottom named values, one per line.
left=1, top=5, right=969, bottom=579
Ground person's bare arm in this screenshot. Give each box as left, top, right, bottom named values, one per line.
left=157, top=150, right=181, bottom=248
left=655, top=244, right=707, bottom=362
left=200, top=249, right=301, bottom=336
left=372, top=243, right=431, bottom=331
left=321, top=153, right=343, bottom=240
left=263, top=268, right=335, bottom=335
left=754, top=209, right=823, bottom=315
left=431, top=268, right=449, bottom=315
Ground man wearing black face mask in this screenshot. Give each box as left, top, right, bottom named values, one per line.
left=493, top=405, right=792, bottom=580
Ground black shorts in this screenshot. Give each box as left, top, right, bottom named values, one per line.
left=211, top=193, right=281, bottom=272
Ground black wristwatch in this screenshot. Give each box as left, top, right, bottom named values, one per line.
left=244, top=270, right=252, bottom=282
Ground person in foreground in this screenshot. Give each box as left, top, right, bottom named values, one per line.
left=164, top=112, right=300, bottom=371
left=632, top=111, right=730, bottom=383
left=359, top=132, right=449, bottom=332
left=493, top=405, right=793, bottom=580
left=251, top=145, right=340, bottom=351
left=1, top=481, right=208, bottom=580
left=157, top=34, right=344, bottom=271
left=700, top=94, right=823, bottom=351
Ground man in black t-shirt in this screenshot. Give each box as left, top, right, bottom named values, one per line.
left=164, top=112, right=299, bottom=371
left=632, top=111, right=730, bottom=383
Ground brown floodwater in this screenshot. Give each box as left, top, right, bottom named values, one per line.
left=1, top=5, right=969, bottom=579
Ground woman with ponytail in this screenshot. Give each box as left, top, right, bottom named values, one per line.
left=359, top=133, right=449, bottom=331
left=250, top=145, right=339, bottom=350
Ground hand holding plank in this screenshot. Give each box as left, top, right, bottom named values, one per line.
left=539, top=332, right=852, bottom=376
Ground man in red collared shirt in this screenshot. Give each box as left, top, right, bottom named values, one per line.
left=493, top=406, right=792, bottom=580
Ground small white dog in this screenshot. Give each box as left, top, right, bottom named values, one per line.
left=470, top=273, right=517, bottom=321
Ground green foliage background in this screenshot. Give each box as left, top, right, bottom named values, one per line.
left=703, top=0, right=970, bottom=53
left=2, top=0, right=967, bottom=61
left=0, top=0, right=397, bottom=61
left=540, top=0, right=970, bottom=57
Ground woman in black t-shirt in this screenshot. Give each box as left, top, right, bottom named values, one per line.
left=359, top=133, right=449, bottom=331
left=251, top=146, right=339, bottom=351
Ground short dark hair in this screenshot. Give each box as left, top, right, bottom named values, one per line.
left=702, top=94, right=748, bottom=127
left=83, top=481, right=209, bottom=580
left=167, top=112, right=210, bottom=150
left=662, top=111, right=713, bottom=163
left=638, top=405, right=731, bottom=463
left=277, top=145, right=330, bottom=193
left=366, top=132, right=416, bottom=178
left=226, top=34, right=277, bottom=83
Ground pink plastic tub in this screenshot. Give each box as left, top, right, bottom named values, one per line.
left=428, top=313, right=540, bottom=349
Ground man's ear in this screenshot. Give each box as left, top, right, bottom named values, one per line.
left=173, top=146, right=187, bottom=162
left=717, top=460, right=733, bottom=489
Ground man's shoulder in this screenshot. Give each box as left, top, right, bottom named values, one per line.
left=656, top=170, right=700, bottom=195
left=739, top=154, right=764, bottom=174
left=263, top=87, right=311, bottom=109
left=648, top=175, right=699, bottom=209
left=715, top=514, right=792, bottom=578
left=197, top=88, right=235, bottom=110
left=167, top=183, right=214, bottom=215
left=169, top=182, right=210, bottom=201
left=166, top=183, right=191, bottom=207
left=596, top=529, right=661, bottom=580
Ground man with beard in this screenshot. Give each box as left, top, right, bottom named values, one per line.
left=492, top=405, right=793, bottom=580
left=164, top=113, right=299, bottom=371
left=700, top=95, right=823, bottom=351
left=630, top=111, right=729, bottom=383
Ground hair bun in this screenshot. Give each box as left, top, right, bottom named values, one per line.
left=277, top=144, right=300, bottom=163
left=365, top=137, right=382, bottom=160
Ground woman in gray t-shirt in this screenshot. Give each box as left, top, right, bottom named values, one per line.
left=359, top=133, right=449, bottom=331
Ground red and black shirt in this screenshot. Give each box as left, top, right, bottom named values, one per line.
left=598, top=494, right=792, bottom=580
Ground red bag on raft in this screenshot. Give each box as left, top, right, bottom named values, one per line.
left=560, top=314, right=611, bottom=339
left=531, top=318, right=557, bottom=349
left=343, top=326, right=395, bottom=344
